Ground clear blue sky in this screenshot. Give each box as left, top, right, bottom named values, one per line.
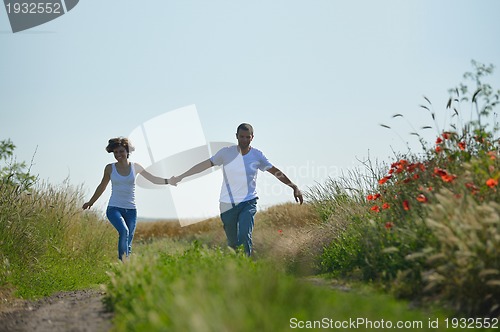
left=1, top=0, right=499, bottom=219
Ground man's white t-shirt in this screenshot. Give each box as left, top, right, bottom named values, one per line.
left=210, top=145, right=273, bottom=204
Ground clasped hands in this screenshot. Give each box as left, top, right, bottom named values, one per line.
left=167, top=176, right=181, bottom=186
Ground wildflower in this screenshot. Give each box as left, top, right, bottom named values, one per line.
left=278, top=229, right=283, bottom=235
left=382, top=203, right=390, bottom=210
left=403, top=200, right=410, bottom=211
left=371, top=205, right=380, bottom=213
left=465, top=182, right=479, bottom=195
left=442, top=132, right=451, bottom=140
left=416, top=194, right=428, bottom=203
left=486, top=178, right=498, bottom=188
left=373, top=193, right=381, bottom=200
left=435, top=146, right=442, bottom=153
left=378, top=175, right=392, bottom=185
left=413, top=174, right=420, bottom=180
left=458, top=141, right=466, bottom=151
left=434, top=168, right=448, bottom=177
left=385, top=222, right=394, bottom=229
left=487, top=151, right=497, bottom=160
left=407, top=163, right=418, bottom=173
left=441, top=174, right=457, bottom=183
left=436, top=137, right=443, bottom=144
left=403, top=178, right=412, bottom=184
left=367, top=194, right=374, bottom=201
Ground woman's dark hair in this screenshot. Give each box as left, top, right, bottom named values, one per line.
left=105, top=137, right=135, bottom=157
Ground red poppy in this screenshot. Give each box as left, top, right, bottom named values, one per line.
left=416, top=194, right=428, bottom=203
left=373, top=193, right=381, bottom=200
left=378, top=175, right=392, bottom=185
left=367, top=194, right=374, bottom=201
left=436, top=137, right=443, bottom=144
left=441, top=174, right=457, bottom=183
left=382, top=203, right=390, bottom=210
left=487, top=151, right=497, bottom=160
left=403, top=200, right=410, bottom=210
left=458, top=141, right=466, bottom=151
left=465, top=182, right=478, bottom=189
left=465, top=182, right=479, bottom=195
left=486, top=178, right=498, bottom=188
left=436, top=146, right=442, bottom=153
left=278, top=229, right=283, bottom=235
left=371, top=205, right=380, bottom=213
left=407, top=163, right=418, bottom=173
left=442, top=132, right=450, bottom=140
left=385, top=222, right=394, bottom=229
left=434, top=168, right=448, bottom=176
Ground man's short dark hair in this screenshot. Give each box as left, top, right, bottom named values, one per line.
left=237, top=123, right=253, bottom=135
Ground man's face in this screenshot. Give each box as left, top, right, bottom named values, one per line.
left=236, top=129, right=253, bottom=149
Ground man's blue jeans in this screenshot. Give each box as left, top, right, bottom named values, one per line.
left=106, top=206, right=137, bottom=260
left=219, top=198, right=257, bottom=256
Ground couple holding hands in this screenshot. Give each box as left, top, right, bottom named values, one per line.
left=83, top=123, right=303, bottom=261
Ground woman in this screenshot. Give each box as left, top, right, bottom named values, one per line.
left=82, top=137, right=169, bottom=261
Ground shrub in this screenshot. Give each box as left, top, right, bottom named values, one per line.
left=314, top=60, right=500, bottom=316
left=0, top=142, right=116, bottom=298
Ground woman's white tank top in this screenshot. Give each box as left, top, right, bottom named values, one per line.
left=108, top=163, right=136, bottom=209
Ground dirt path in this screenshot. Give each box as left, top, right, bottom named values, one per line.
left=0, top=289, right=113, bottom=332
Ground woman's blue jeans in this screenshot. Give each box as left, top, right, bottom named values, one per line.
left=219, top=198, right=257, bottom=256
left=106, top=206, right=137, bottom=261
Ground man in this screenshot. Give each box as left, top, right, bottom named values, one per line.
left=169, top=123, right=303, bottom=256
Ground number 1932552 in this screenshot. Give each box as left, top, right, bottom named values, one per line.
left=445, top=317, right=499, bottom=329
left=5, top=2, right=62, bottom=14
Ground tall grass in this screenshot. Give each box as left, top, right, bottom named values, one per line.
left=422, top=189, right=500, bottom=317
left=135, top=203, right=325, bottom=275
left=106, top=242, right=447, bottom=332
left=0, top=179, right=116, bottom=300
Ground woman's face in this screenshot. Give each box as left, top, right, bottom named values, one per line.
left=113, top=146, right=128, bottom=161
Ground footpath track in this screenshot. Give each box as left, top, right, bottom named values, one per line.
left=0, top=289, right=113, bottom=332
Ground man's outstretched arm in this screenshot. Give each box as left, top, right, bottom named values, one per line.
left=169, top=159, right=214, bottom=186
left=267, top=166, right=303, bottom=204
